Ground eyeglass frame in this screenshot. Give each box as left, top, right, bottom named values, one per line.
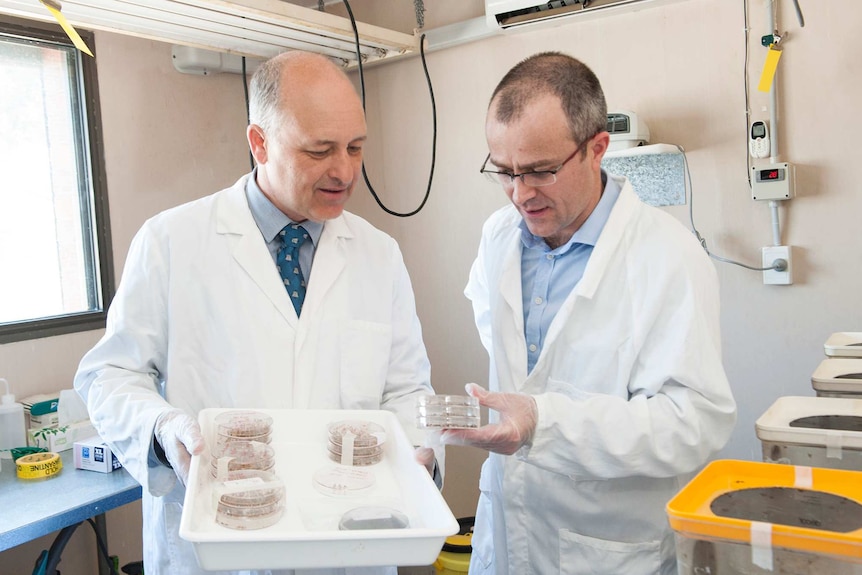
left=479, top=133, right=597, bottom=188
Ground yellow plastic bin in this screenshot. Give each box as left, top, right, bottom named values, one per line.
left=434, top=516, right=473, bottom=575
left=667, top=460, right=862, bottom=574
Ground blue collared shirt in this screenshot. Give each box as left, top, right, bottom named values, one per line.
left=245, top=169, right=323, bottom=278
left=521, top=171, right=621, bottom=373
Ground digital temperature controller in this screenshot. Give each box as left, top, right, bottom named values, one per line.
left=751, top=162, right=794, bottom=200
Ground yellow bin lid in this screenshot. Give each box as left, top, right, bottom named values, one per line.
left=667, top=459, right=862, bottom=560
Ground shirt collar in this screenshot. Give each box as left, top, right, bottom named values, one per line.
left=519, top=169, right=620, bottom=254
left=245, top=168, right=324, bottom=245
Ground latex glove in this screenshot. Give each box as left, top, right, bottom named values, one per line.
left=155, top=408, right=205, bottom=486
left=414, top=446, right=436, bottom=477
left=440, top=383, right=538, bottom=456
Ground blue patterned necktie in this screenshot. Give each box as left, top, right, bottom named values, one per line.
left=276, top=223, right=309, bottom=316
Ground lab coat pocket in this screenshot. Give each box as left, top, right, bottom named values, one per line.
left=339, top=320, right=392, bottom=408
left=559, top=529, right=661, bottom=575
left=471, top=471, right=497, bottom=570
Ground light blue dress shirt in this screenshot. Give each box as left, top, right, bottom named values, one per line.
left=521, top=171, right=621, bottom=373
left=245, top=169, right=323, bottom=278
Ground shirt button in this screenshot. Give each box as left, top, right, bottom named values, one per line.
left=546, top=254, right=554, bottom=260
left=529, top=344, right=538, bottom=352
left=534, top=297, right=543, bottom=305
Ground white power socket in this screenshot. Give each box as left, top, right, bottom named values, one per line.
left=762, top=246, right=793, bottom=285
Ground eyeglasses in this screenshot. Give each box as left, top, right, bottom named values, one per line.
left=479, top=135, right=594, bottom=188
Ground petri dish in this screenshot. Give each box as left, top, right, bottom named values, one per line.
left=338, top=506, right=410, bottom=530
left=215, top=469, right=285, bottom=530
left=215, top=410, right=273, bottom=441
left=327, top=420, right=386, bottom=466
left=210, top=440, right=276, bottom=478
left=416, top=395, right=480, bottom=429
left=312, top=465, right=375, bottom=497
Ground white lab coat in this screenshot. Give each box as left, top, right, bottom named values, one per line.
left=75, top=175, right=435, bottom=575
left=464, top=176, right=736, bottom=575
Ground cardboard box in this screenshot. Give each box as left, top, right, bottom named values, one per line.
left=74, top=436, right=121, bottom=473
left=29, top=421, right=96, bottom=452
left=20, top=392, right=61, bottom=429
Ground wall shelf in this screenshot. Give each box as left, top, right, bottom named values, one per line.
left=0, top=0, right=419, bottom=66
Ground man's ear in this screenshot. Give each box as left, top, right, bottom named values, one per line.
left=589, top=132, right=610, bottom=169
left=247, top=124, right=267, bottom=165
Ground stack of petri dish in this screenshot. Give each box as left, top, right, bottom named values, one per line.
left=416, top=395, right=480, bottom=429
left=214, top=469, right=285, bottom=530
left=210, top=440, right=275, bottom=478
left=327, top=420, right=386, bottom=466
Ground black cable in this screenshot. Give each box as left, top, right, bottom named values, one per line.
left=242, top=55, right=254, bottom=171
left=40, top=519, right=120, bottom=575
left=341, top=0, right=436, bottom=217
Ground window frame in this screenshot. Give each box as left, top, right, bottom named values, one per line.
left=0, top=16, right=114, bottom=344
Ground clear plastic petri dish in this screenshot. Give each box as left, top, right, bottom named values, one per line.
left=210, top=440, right=276, bottom=478
left=215, top=469, right=285, bottom=530
left=338, top=506, right=410, bottom=530
left=415, top=395, right=480, bottom=429
left=312, top=465, right=375, bottom=497
left=326, top=446, right=383, bottom=466
left=215, top=410, right=273, bottom=441
left=327, top=420, right=386, bottom=447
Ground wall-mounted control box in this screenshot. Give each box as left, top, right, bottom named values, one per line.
left=751, top=162, right=795, bottom=201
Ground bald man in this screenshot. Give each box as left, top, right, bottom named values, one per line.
left=75, top=51, right=439, bottom=575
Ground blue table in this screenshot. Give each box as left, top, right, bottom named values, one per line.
left=0, top=449, right=142, bottom=574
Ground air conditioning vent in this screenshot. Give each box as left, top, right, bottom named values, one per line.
left=607, top=113, right=631, bottom=135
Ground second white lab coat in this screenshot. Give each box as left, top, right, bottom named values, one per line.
left=464, top=176, right=736, bottom=575
left=75, top=175, right=435, bottom=575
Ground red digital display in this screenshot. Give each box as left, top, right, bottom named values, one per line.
left=759, top=168, right=782, bottom=181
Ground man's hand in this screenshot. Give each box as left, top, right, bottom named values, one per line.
left=440, top=383, right=537, bottom=455
left=155, top=408, right=205, bottom=485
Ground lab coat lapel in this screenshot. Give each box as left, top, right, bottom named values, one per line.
left=498, top=228, right=529, bottom=386
left=300, top=215, right=349, bottom=321
left=216, top=178, right=299, bottom=326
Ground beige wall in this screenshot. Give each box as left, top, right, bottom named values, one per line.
left=2, top=0, right=862, bottom=572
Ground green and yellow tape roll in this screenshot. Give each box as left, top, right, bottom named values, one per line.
left=16, top=452, right=62, bottom=479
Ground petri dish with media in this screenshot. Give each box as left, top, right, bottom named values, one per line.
left=416, top=395, right=480, bottom=429
left=214, top=469, right=285, bottom=530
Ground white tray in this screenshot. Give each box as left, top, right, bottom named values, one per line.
left=811, top=358, right=862, bottom=393
left=755, top=395, right=862, bottom=449
left=179, top=408, right=458, bottom=571
left=824, top=332, right=862, bottom=358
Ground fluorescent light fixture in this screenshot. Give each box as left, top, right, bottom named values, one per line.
left=0, top=0, right=418, bottom=65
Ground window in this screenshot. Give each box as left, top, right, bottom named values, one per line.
left=0, top=17, right=113, bottom=343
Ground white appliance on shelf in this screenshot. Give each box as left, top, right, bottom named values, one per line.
left=485, top=0, right=690, bottom=31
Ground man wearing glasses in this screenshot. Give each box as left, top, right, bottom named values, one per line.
left=440, top=52, right=736, bottom=575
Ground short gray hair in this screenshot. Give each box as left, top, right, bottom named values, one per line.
left=248, top=53, right=288, bottom=135
left=490, top=52, right=607, bottom=146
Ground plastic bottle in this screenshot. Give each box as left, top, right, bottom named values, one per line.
left=0, top=378, right=27, bottom=460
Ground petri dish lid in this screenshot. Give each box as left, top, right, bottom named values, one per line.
left=215, top=410, right=273, bottom=439
left=312, top=464, right=375, bottom=497
left=338, top=506, right=410, bottom=530
left=416, top=395, right=479, bottom=408
left=328, top=420, right=387, bottom=447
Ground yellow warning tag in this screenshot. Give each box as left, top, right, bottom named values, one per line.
left=39, top=0, right=94, bottom=57
left=758, top=45, right=782, bottom=92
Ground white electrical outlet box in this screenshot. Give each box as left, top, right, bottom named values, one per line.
left=762, top=246, right=793, bottom=285
left=751, top=162, right=795, bottom=201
